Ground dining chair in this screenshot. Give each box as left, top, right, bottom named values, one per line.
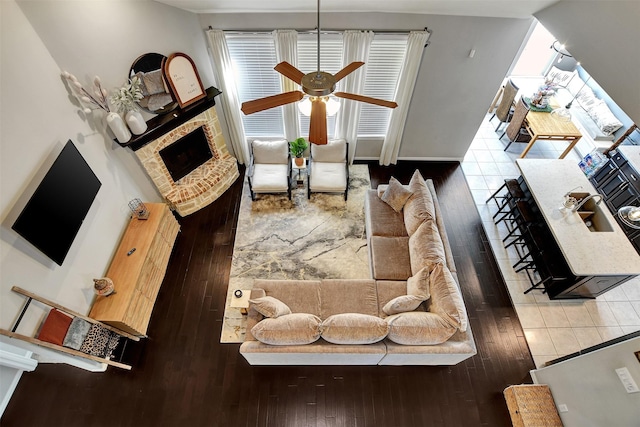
left=307, top=139, right=349, bottom=201
left=247, top=139, right=292, bottom=201
left=502, top=97, right=532, bottom=152
left=490, top=79, right=519, bottom=132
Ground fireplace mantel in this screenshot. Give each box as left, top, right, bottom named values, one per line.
left=119, top=86, right=222, bottom=151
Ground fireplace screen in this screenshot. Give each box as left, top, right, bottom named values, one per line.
left=159, top=126, right=214, bottom=182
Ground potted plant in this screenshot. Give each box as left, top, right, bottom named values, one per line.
left=110, top=75, right=147, bottom=135
left=289, top=137, right=308, bottom=166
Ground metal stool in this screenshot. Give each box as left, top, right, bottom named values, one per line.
left=486, top=179, right=525, bottom=224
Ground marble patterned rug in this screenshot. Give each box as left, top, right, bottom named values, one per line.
left=221, top=165, right=371, bottom=342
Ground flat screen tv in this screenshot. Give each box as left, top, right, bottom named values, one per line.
left=12, top=140, right=102, bottom=266
left=159, top=126, right=213, bottom=182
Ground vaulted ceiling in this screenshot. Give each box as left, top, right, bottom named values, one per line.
left=154, top=0, right=563, bottom=19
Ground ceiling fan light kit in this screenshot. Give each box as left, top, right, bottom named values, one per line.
left=240, top=0, right=397, bottom=145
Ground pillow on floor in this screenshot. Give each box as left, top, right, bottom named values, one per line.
left=249, top=296, right=292, bottom=318
left=320, top=313, right=389, bottom=344
left=251, top=313, right=322, bottom=345
left=386, top=312, right=457, bottom=345
left=382, top=295, right=424, bottom=315
left=380, top=177, right=413, bottom=212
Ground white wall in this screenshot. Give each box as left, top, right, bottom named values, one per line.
left=0, top=0, right=207, bottom=355
left=531, top=336, right=640, bottom=427
left=198, top=12, right=532, bottom=160
left=535, top=1, right=640, bottom=125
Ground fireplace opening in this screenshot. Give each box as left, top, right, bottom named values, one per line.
left=159, top=126, right=214, bottom=182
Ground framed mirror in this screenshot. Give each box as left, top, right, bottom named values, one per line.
left=129, top=53, right=177, bottom=115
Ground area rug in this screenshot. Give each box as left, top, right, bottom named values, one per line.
left=221, top=165, right=371, bottom=342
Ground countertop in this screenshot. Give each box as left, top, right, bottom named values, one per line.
left=617, top=145, right=640, bottom=174
left=516, top=159, right=640, bottom=276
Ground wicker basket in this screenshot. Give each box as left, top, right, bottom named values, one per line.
left=504, top=385, right=563, bottom=426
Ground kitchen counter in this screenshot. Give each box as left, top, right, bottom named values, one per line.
left=617, top=145, right=640, bottom=174
left=516, top=159, right=640, bottom=276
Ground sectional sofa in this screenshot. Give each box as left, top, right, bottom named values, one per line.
left=239, top=170, right=476, bottom=365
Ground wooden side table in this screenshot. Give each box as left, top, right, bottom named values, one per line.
left=230, top=289, right=251, bottom=315
left=504, top=385, right=563, bottom=426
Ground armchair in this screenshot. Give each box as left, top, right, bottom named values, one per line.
left=247, top=140, right=292, bottom=201
left=307, top=139, right=349, bottom=201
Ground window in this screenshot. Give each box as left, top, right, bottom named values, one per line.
left=297, top=33, right=343, bottom=139
left=226, top=34, right=284, bottom=137
left=357, top=35, right=407, bottom=137
left=225, top=32, right=407, bottom=141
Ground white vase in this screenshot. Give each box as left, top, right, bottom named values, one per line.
left=106, top=112, right=131, bottom=143
left=126, top=110, right=147, bottom=135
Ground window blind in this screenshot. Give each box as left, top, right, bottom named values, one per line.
left=357, top=35, right=408, bottom=137
left=226, top=34, right=284, bottom=138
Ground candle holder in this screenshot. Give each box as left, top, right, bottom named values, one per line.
left=128, top=198, right=149, bottom=220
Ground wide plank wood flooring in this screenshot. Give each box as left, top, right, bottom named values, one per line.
left=2, top=161, right=534, bottom=427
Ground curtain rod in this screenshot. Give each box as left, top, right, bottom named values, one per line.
left=207, top=26, right=431, bottom=46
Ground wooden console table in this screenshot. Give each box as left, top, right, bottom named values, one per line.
left=89, top=203, right=180, bottom=336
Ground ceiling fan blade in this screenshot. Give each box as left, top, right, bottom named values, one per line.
left=274, top=62, right=305, bottom=85
left=241, top=91, right=304, bottom=115
left=333, top=62, right=365, bottom=83
left=309, top=99, right=327, bottom=145
left=334, top=92, right=398, bottom=109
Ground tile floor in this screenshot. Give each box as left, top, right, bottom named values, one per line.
left=463, top=114, right=640, bottom=368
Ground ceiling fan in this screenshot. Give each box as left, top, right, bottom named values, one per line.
left=240, top=0, right=398, bottom=145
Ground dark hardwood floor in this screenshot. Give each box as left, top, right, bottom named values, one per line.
left=2, top=161, right=533, bottom=427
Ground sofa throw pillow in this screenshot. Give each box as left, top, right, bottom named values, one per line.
left=408, top=220, right=446, bottom=275
left=429, top=263, right=468, bottom=332
left=407, top=267, right=430, bottom=300
left=320, top=313, right=389, bottom=345
left=385, top=312, right=457, bottom=345
left=382, top=295, right=424, bottom=315
left=252, top=140, right=288, bottom=164
left=380, top=177, right=413, bottom=213
left=37, top=309, right=73, bottom=346
left=588, top=100, right=623, bottom=136
left=311, top=139, right=346, bottom=163
left=251, top=313, right=322, bottom=345
left=249, top=296, right=292, bottom=318
left=403, top=170, right=435, bottom=236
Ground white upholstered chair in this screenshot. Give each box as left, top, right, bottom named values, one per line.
left=247, top=140, right=291, bottom=201
left=307, top=139, right=349, bottom=201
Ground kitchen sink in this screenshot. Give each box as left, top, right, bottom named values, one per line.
left=568, top=192, right=614, bottom=232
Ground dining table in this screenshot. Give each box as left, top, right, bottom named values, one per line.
left=520, top=103, right=583, bottom=159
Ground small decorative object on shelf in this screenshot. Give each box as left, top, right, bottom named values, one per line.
left=93, top=278, right=115, bottom=297
left=110, top=76, right=147, bottom=135
left=164, top=52, right=206, bottom=108
left=106, top=112, right=132, bottom=143
left=289, top=137, right=308, bottom=166
left=128, top=198, right=150, bottom=220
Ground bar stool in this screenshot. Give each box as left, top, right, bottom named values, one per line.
left=522, top=226, right=569, bottom=294
left=502, top=199, right=535, bottom=246
left=486, top=179, right=525, bottom=224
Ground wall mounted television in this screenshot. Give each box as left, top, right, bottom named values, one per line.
left=12, top=140, right=102, bottom=266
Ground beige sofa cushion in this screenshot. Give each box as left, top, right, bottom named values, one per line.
left=320, top=313, right=389, bottom=344
left=370, top=236, right=412, bottom=281
left=409, top=220, right=446, bottom=275
left=407, top=267, right=430, bottom=300
left=320, top=279, right=378, bottom=319
left=380, top=177, right=413, bottom=212
left=249, top=296, right=292, bottom=318
left=251, top=313, right=322, bottom=345
left=428, top=263, right=468, bottom=332
left=382, top=295, right=424, bottom=315
left=254, top=280, right=322, bottom=317
left=386, top=311, right=457, bottom=345
left=403, top=170, right=435, bottom=236
left=365, top=190, right=408, bottom=238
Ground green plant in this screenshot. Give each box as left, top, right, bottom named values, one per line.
left=289, top=137, right=308, bottom=158
left=110, top=75, right=144, bottom=113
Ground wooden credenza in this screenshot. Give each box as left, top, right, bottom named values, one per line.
left=89, top=203, right=180, bottom=336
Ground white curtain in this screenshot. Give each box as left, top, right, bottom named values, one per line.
left=379, top=30, right=430, bottom=166
left=335, top=30, right=374, bottom=164
left=206, top=29, right=250, bottom=165
left=273, top=30, right=300, bottom=142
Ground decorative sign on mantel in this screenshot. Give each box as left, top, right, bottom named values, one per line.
left=164, top=52, right=206, bottom=108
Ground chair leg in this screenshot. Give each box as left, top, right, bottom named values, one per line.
left=504, top=139, right=514, bottom=152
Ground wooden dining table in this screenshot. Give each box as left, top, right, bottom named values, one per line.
left=520, top=109, right=582, bottom=159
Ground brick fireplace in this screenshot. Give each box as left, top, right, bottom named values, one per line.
left=135, top=106, right=239, bottom=216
